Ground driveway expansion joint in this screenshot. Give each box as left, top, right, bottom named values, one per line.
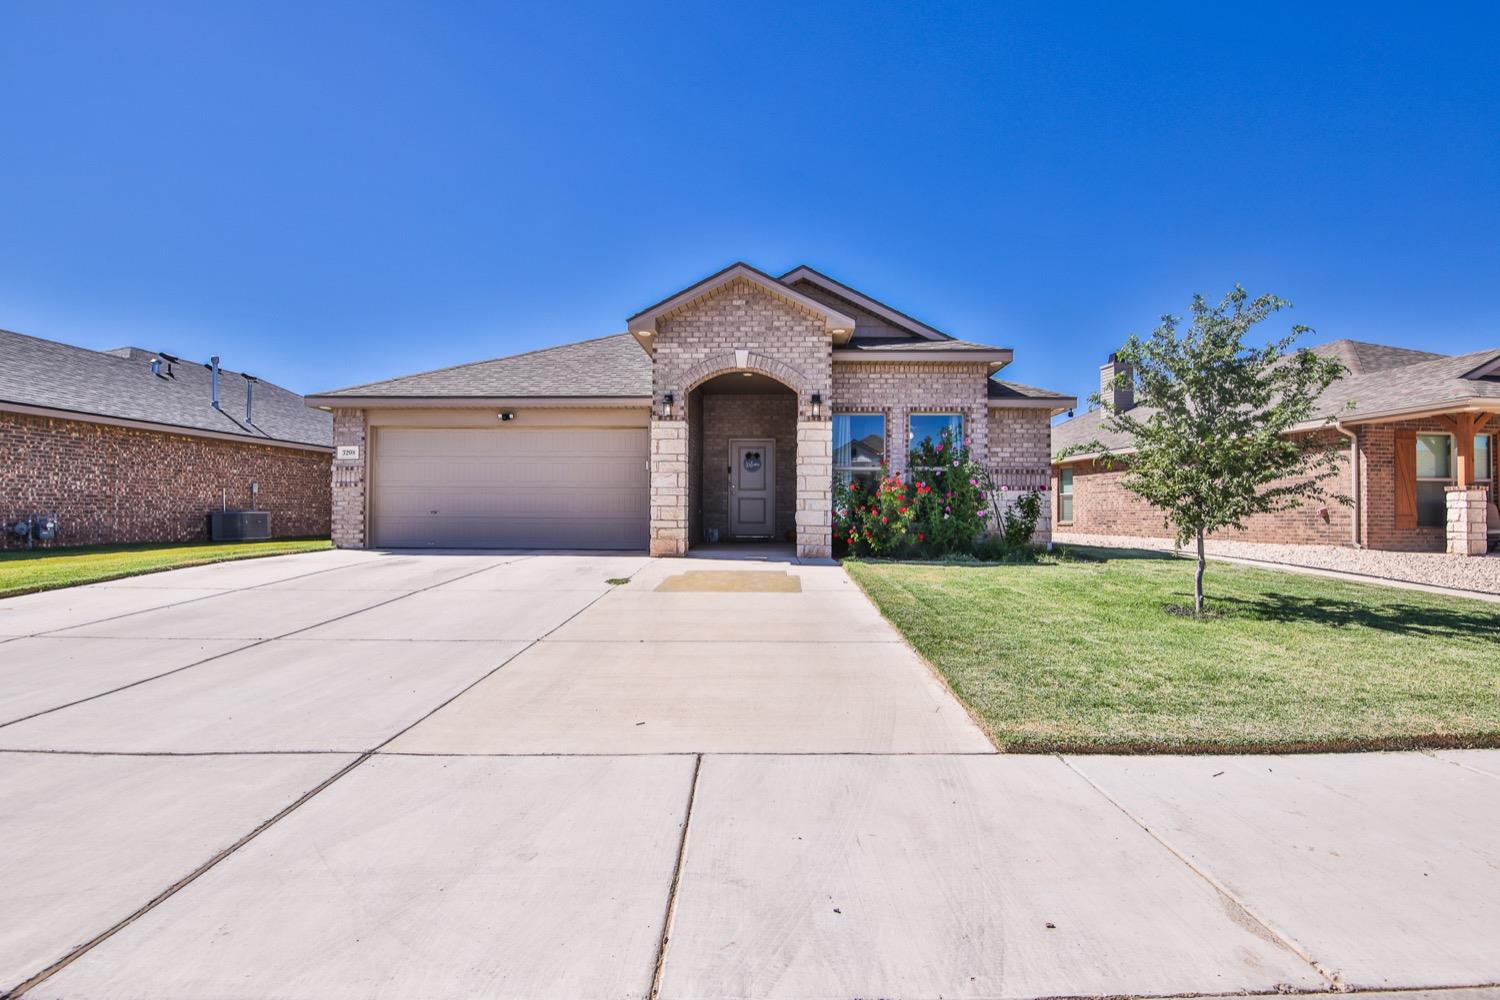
left=1058, top=755, right=1343, bottom=990
left=649, top=753, right=702, bottom=1000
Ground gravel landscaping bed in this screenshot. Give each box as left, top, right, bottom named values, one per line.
left=1055, top=532, right=1500, bottom=596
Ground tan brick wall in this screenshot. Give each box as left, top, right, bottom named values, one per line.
left=653, top=278, right=830, bottom=415
left=831, top=361, right=990, bottom=476
left=0, top=409, right=330, bottom=548
left=987, top=407, right=1055, bottom=543
left=650, top=277, right=835, bottom=557
left=331, top=408, right=367, bottom=549
left=699, top=393, right=798, bottom=541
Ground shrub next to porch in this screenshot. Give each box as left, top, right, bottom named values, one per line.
left=835, top=429, right=1043, bottom=558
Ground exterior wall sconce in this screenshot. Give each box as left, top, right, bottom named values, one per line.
left=811, top=392, right=822, bottom=419
left=663, top=392, right=674, bottom=419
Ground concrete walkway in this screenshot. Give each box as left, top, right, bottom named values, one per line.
left=1, top=550, right=1497, bottom=999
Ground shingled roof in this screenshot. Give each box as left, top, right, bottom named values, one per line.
left=987, top=379, right=1077, bottom=410
left=0, top=328, right=331, bottom=448
left=309, top=333, right=653, bottom=400
left=1053, top=339, right=1500, bottom=461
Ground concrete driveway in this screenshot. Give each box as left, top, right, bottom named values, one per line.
left=1, top=550, right=1498, bottom=999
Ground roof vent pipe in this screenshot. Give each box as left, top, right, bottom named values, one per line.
left=205, top=356, right=221, bottom=410
left=242, top=372, right=258, bottom=425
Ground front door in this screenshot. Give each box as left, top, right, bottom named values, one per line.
left=729, top=438, right=775, bottom=538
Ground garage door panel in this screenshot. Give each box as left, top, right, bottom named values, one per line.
left=372, top=426, right=648, bottom=549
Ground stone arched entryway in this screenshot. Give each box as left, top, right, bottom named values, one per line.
left=651, top=353, right=832, bottom=560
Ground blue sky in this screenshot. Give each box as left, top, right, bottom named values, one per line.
left=2, top=2, right=1496, bottom=407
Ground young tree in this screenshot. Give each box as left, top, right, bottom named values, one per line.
left=1069, top=286, right=1349, bottom=613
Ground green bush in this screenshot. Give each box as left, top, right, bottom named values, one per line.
left=995, top=486, right=1044, bottom=546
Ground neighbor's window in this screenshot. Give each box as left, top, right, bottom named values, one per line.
left=1415, top=433, right=1452, bottom=527
left=908, top=413, right=964, bottom=452
left=834, top=413, right=886, bottom=492
left=1058, top=468, right=1074, bottom=523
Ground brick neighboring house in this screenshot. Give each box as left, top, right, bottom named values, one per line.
left=306, top=262, right=1074, bottom=559
left=0, top=328, right=332, bottom=548
left=1051, top=340, right=1500, bottom=556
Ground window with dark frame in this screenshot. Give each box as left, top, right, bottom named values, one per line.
left=1415, top=433, right=1452, bottom=527
left=833, top=413, right=886, bottom=492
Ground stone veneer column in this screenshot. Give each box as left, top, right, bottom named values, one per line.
left=1446, top=485, right=1488, bottom=556
left=331, top=408, right=367, bottom=549
left=650, top=418, right=689, bottom=556
left=796, top=420, right=833, bottom=559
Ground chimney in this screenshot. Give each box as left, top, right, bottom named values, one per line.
left=1099, top=353, right=1134, bottom=412
left=205, top=356, right=221, bottom=410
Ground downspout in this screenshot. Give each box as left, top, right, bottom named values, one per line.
left=1335, top=421, right=1361, bottom=548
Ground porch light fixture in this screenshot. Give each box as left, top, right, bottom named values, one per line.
left=811, top=392, right=822, bottom=419
left=663, top=392, right=674, bottom=419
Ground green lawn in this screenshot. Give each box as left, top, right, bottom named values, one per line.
left=846, top=547, right=1500, bottom=753
left=0, top=538, right=333, bottom=598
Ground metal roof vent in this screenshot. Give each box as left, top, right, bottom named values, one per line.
left=204, top=356, right=221, bottom=410
left=241, top=372, right=259, bottom=424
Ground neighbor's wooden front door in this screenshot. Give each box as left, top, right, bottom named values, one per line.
left=729, top=438, right=775, bottom=538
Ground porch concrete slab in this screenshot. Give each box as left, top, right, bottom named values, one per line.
left=435, top=553, right=653, bottom=591
left=1432, top=748, right=1500, bottom=780
left=0, top=636, right=252, bottom=725
left=0, top=639, right=527, bottom=753
left=0, top=751, right=354, bottom=997
left=0, top=586, right=227, bottom=637
left=298, top=588, right=603, bottom=641
left=95, top=548, right=381, bottom=589
left=628, top=556, right=857, bottom=592
left=1068, top=752, right=1500, bottom=989
left=386, top=640, right=992, bottom=754
left=549, top=589, right=898, bottom=642
left=659, top=755, right=1323, bottom=1000
left=260, top=553, right=516, bottom=592
left=33, top=755, right=694, bottom=1000
left=52, top=588, right=409, bottom=639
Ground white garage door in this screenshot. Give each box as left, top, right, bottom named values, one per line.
left=371, top=427, right=649, bottom=549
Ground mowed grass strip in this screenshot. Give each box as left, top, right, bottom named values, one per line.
left=0, top=538, right=332, bottom=598
left=846, top=548, right=1500, bottom=753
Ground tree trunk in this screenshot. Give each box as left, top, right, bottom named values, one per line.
left=1195, top=530, right=1206, bottom=614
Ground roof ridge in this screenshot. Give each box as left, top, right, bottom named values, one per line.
left=315, top=331, right=635, bottom=395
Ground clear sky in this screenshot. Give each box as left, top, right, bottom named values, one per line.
left=3, top=2, right=1496, bottom=407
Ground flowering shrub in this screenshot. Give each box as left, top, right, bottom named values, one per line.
left=833, top=467, right=917, bottom=556
left=996, top=487, right=1044, bottom=546
left=907, top=427, right=988, bottom=555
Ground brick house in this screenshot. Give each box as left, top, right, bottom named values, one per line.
left=1051, top=340, right=1500, bottom=556
left=306, top=262, right=1074, bottom=559
left=0, top=328, right=332, bottom=548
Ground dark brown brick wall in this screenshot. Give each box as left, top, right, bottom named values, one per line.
left=1, top=410, right=331, bottom=548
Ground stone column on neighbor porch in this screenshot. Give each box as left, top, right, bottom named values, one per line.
left=649, top=418, right=689, bottom=556
left=796, top=420, right=833, bottom=560
left=1445, top=485, right=1488, bottom=557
